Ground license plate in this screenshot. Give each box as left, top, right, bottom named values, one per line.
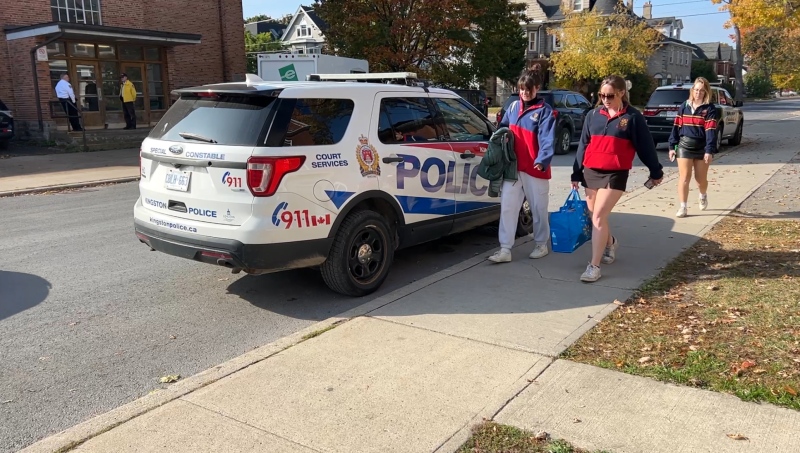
left=164, top=170, right=191, bottom=192
left=664, top=111, right=677, bottom=118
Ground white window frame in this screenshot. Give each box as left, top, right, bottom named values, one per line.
left=51, top=0, right=102, bottom=25
left=573, top=0, right=583, bottom=11
left=298, top=24, right=311, bottom=37
left=552, top=33, right=562, bottom=51
left=528, top=31, right=538, bottom=52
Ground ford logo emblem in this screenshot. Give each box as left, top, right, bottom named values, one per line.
left=169, top=145, right=184, bottom=155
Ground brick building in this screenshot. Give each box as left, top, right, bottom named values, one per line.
left=0, top=0, right=246, bottom=139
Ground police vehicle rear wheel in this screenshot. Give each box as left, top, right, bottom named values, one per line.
left=516, top=199, right=534, bottom=237
left=321, top=210, right=394, bottom=297
left=728, top=121, right=743, bottom=146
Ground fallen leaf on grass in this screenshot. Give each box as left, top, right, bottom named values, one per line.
left=638, top=356, right=652, bottom=364
left=533, top=431, right=550, bottom=441
left=785, top=385, right=798, bottom=397
left=613, top=299, right=625, bottom=306
left=741, top=360, right=757, bottom=370
left=707, top=285, right=720, bottom=291
left=726, top=433, right=749, bottom=441
left=159, top=374, right=181, bottom=384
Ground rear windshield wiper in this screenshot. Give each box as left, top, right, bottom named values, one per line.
left=179, top=132, right=217, bottom=143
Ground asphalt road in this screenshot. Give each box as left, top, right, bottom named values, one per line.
left=1, top=98, right=798, bottom=451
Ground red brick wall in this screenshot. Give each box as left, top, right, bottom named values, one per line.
left=0, top=0, right=245, bottom=125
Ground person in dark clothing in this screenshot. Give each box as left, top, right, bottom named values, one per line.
left=668, top=77, right=718, bottom=218
left=54, top=74, right=82, bottom=131
left=571, top=75, right=664, bottom=283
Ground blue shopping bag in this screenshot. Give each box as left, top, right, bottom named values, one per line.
left=549, top=189, right=592, bottom=253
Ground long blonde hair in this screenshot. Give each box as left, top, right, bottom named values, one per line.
left=691, top=77, right=712, bottom=105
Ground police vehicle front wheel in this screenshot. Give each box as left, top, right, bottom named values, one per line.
left=321, top=210, right=394, bottom=297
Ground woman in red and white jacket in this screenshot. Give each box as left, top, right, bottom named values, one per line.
left=571, top=75, right=664, bottom=283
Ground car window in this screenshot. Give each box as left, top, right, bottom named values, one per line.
left=378, top=97, right=443, bottom=144
left=566, top=95, right=579, bottom=108
left=575, top=95, right=591, bottom=108
left=433, top=97, right=492, bottom=142
left=647, top=89, right=690, bottom=106
left=710, top=89, right=720, bottom=105
left=149, top=94, right=276, bottom=146
left=553, top=94, right=566, bottom=108
left=717, top=89, right=728, bottom=105
left=723, top=91, right=734, bottom=106
left=502, top=95, right=518, bottom=111
left=282, top=98, right=355, bottom=147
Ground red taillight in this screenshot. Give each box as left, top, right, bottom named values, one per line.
left=200, top=250, right=232, bottom=260
left=643, top=108, right=659, bottom=117
left=496, top=111, right=502, bottom=123
left=553, top=110, right=559, bottom=117
left=246, top=156, right=306, bottom=197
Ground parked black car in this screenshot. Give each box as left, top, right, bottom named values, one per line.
left=0, top=99, right=13, bottom=149
left=495, top=90, right=592, bottom=155
left=643, top=83, right=744, bottom=148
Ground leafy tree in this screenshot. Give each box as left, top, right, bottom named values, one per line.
left=313, top=0, right=476, bottom=74
left=691, top=59, right=718, bottom=82
left=745, top=72, right=774, bottom=97
left=244, top=31, right=284, bottom=73
left=549, top=2, right=662, bottom=87
left=245, top=14, right=274, bottom=23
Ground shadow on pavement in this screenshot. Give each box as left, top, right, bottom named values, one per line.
left=0, top=271, right=51, bottom=320
left=227, top=212, right=703, bottom=320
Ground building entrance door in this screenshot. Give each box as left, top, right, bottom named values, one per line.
left=72, top=61, right=105, bottom=129
left=121, top=63, right=147, bottom=125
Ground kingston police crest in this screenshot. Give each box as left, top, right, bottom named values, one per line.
left=356, top=135, right=381, bottom=177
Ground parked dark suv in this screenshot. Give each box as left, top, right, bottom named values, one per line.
left=0, top=99, right=13, bottom=149
left=495, top=90, right=592, bottom=155
left=643, top=83, right=744, bottom=148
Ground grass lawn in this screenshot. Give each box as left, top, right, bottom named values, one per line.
left=457, top=422, right=612, bottom=453
left=563, top=218, right=800, bottom=410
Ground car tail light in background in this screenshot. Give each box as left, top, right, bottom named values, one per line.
left=496, top=111, right=502, bottom=124
left=643, top=108, right=659, bottom=117
left=246, top=156, right=306, bottom=197
left=642, top=107, right=678, bottom=117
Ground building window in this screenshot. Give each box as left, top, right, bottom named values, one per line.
left=669, top=49, right=673, bottom=63
left=552, top=30, right=562, bottom=50
left=297, top=24, right=311, bottom=37
left=573, top=0, right=583, bottom=10
left=51, top=0, right=102, bottom=25
left=528, top=31, right=538, bottom=52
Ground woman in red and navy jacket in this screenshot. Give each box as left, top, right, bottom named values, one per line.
left=487, top=66, right=557, bottom=264
left=571, top=75, right=664, bottom=283
left=668, top=77, right=718, bottom=218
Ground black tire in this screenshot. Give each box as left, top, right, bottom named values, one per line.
left=716, top=125, right=724, bottom=150
left=0, top=140, right=8, bottom=150
left=728, top=121, right=743, bottom=146
left=516, top=199, right=533, bottom=238
left=320, top=210, right=394, bottom=297
left=555, top=126, right=572, bottom=155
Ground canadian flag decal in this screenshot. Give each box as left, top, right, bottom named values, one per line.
left=311, top=214, right=331, bottom=226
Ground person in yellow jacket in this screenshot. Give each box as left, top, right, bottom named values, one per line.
left=120, top=73, right=137, bottom=129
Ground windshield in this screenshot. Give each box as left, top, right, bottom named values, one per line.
left=502, top=93, right=555, bottom=111
left=647, top=89, right=690, bottom=106
left=149, top=94, right=276, bottom=146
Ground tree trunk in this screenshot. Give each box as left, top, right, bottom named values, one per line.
left=733, top=24, right=745, bottom=101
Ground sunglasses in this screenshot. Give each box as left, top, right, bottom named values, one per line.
left=599, top=93, right=616, bottom=100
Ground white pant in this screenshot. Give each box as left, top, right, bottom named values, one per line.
left=498, top=173, right=550, bottom=250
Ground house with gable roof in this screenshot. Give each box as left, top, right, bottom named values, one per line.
left=687, top=42, right=737, bottom=84
left=280, top=5, right=329, bottom=55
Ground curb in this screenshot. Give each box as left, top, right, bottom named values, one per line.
left=0, top=176, right=141, bottom=198
left=20, top=144, right=792, bottom=452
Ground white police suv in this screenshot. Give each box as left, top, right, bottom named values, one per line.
left=134, top=74, right=530, bottom=296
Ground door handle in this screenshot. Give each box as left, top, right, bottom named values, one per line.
left=460, top=151, right=476, bottom=159
left=382, top=155, right=404, bottom=164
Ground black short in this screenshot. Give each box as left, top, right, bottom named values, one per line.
left=677, top=147, right=706, bottom=160
left=582, top=168, right=629, bottom=191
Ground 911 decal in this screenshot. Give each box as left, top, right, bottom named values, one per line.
left=222, top=171, right=245, bottom=192
left=272, top=202, right=331, bottom=229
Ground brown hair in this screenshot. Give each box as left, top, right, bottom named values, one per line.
left=691, top=77, right=712, bottom=105
left=599, top=75, right=629, bottom=105
left=518, top=64, right=544, bottom=92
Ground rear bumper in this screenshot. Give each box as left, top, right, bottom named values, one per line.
left=646, top=123, right=672, bottom=143
left=134, top=219, right=332, bottom=272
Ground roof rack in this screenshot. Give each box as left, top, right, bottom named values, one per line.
left=306, top=72, right=428, bottom=87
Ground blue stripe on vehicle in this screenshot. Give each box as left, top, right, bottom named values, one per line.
left=395, top=195, right=496, bottom=215
left=325, top=190, right=356, bottom=209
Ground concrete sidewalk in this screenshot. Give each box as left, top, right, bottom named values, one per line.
left=20, top=145, right=800, bottom=453
left=0, top=148, right=139, bottom=196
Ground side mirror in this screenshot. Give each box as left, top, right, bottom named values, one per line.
left=735, top=100, right=743, bottom=107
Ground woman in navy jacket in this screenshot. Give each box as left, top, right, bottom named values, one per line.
left=668, top=77, right=718, bottom=218
left=571, top=75, right=664, bottom=282
left=488, top=66, right=557, bottom=263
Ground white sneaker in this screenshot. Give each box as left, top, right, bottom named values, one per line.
left=488, top=248, right=512, bottom=263
left=699, top=195, right=708, bottom=211
left=580, top=263, right=602, bottom=282
left=601, top=236, right=618, bottom=265
left=529, top=244, right=549, bottom=259
left=676, top=205, right=688, bottom=218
